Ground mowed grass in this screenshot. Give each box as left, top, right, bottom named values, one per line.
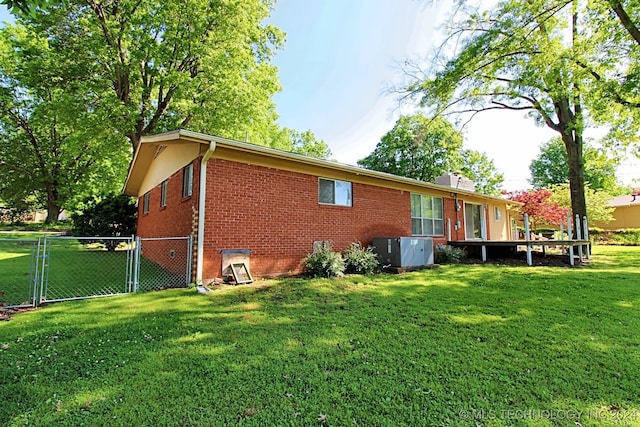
left=1, top=246, right=639, bottom=426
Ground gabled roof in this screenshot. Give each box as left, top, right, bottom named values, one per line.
left=609, top=195, right=640, bottom=207
left=123, top=129, right=517, bottom=205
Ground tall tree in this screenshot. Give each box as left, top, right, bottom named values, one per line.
left=358, top=115, right=464, bottom=182
left=458, top=149, right=505, bottom=195
left=358, top=114, right=504, bottom=193
left=286, top=129, right=332, bottom=159
left=0, top=24, right=130, bottom=222
left=529, top=137, right=621, bottom=193
left=607, top=0, right=640, bottom=46
left=402, top=0, right=638, bottom=222
left=20, top=0, right=284, bottom=153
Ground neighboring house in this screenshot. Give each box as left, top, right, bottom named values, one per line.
left=593, top=194, right=640, bottom=230
left=124, top=129, right=516, bottom=283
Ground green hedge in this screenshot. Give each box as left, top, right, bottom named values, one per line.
left=590, top=228, right=640, bottom=246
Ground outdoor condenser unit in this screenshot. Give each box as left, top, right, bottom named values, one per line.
left=372, top=237, right=434, bottom=268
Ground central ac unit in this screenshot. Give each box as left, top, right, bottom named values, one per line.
left=372, top=237, right=434, bottom=267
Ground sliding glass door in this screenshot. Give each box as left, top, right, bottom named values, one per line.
left=464, top=203, right=485, bottom=240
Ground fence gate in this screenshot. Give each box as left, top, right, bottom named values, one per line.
left=40, top=236, right=137, bottom=304
left=0, top=238, right=41, bottom=308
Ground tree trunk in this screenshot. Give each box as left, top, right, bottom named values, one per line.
left=45, top=183, right=61, bottom=224
left=45, top=199, right=62, bottom=224
left=561, top=130, right=588, bottom=226
left=554, top=91, right=588, bottom=228
left=128, top=132, right=141, bottom=154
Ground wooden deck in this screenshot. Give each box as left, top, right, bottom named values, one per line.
left=449, top=239, right=591, bottom=266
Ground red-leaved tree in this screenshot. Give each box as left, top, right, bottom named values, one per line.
left=506, top=189, right=570, bottom=232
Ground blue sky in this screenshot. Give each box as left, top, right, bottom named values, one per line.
left=267, top=0, right=561, bottom=189
left=268, top=0, right=638, bottom=190
left=1, top=2, right=636, bottom=190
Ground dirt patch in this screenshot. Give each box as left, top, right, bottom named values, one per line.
left=464, top=250, right=587, bottom=267
left=0, top=306, right=35, bottom=321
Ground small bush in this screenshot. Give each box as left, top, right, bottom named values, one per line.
left=71, top=194, right=137, bottom=251
left=343, top=242, right=380, bottom=275
left=302, top=243, right=345, bottom=278
left=435, top=245, right=466, bottom=264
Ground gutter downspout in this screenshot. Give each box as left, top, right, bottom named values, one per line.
left=196, top=141, right=216, bottom=283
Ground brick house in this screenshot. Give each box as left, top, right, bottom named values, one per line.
left=124, top=129, right=516, bottom=283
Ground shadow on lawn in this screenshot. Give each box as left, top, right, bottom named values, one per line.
left=1, top=248, right=640, bottom=425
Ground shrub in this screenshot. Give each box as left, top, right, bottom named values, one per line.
left=343, top=242, right=380, bottom=275
left=435, top=245, right=466, bottom=264
left=71, top=194, right=137, bottom=251
left=302, top=243, right=345, bottom=278
left=590, top=228, right=640, bottom=246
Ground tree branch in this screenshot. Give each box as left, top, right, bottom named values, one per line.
left=610, top=0, right=640, bottom=46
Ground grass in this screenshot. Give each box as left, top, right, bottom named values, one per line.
left=1, top=246, right=639, bottom=426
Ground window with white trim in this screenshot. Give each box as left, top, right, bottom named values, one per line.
left=142, top=192, right=150, bottom=214
left=182, top=163, right=193, bottom=197
left=160, top=180, right=168, bottom=207
left=494, top=206, right=502, bottom=221
left=318, top=178, right=352, bottom=207
left=411, top=194, right=444, bottom=235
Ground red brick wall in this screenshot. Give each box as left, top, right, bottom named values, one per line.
left=136, top=157, right=490, bottom=280
left=201, top=159, right=411, bottom=278
left=136, top=162, right=199, bottom=274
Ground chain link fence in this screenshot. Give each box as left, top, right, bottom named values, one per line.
left=0, top=238, right=40, bottom=308
left=137, top=237, right=193, bottom=291
left=41, top=236, right=136, bottom=303
left=0, top=235, right=192, bottom=308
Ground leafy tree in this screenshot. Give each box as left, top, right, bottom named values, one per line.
left=569, top=0, right=640, bottom=115
left=358, top=115, right=463, bottom=182
left=289, top=129, right=332, bottom=159
left=0, top=0, right=328, bottom=218
left=529, top=137, right=621, bottom=193
left=0, top=0, right=38, bottom=15
left=0, top=24, right=130, bottom=222
left=608, top=0, right=640, bottom=47
left=402, top=0, right=639, bottom=223
left=71, top=194, right=137, bottom=251
left=18, top=0, right=285, bottom=153
left=271, top=128, right=332, bottom=159
left=507, top=189, right=570, bottom=232
left=459, top=149, right=504, bottom=195
left=548, top=183, right=615, bottom=225
left=358, top=114, right=503, bottom=193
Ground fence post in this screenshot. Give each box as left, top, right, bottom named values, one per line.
left=29, top=237, right=40, bottom=307
left=583, top=216, right=590, bottom=259
left=567, top=215, right=574, bottom=266
left=524, top=213, right=532, bottom=266
left=186, top=235, right=194, bottom=285
left=126, top=235, right=134, bottom=293
left=134, top=236, right=141, bottom=292
left=575, top=214, right=583, bottom=262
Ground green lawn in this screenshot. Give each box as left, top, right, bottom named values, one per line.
left=1, top=246, right=639, bottom=426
